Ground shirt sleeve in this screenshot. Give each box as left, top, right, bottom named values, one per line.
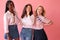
left=4, top=14, right=9, bottom=33
left=41, top=16, right=51, bottom=24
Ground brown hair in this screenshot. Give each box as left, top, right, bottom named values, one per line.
left=35, top=5, right=45, bottom=16
left=5, top=0, right=15, bottom=16
left=21, top=4, right=33, bottom=18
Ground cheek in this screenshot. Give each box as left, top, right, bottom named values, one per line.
left=29, top=9, right=31, bottom=11
left=38, top=10, right=43, bottom=13
left=40, top=10, right=42, bottom=13
left=9, top=6, right=14, bottom=9
left=37, top=10, right=40, bottom=13
left=37, top=10, right=42, bottom=15
left=8, top=5, right=10, bottom=9
left=37, top=11, right=39, bottom=15
left=26, top=8, right=31, bottom=12
left=9, top=6, right=12, bottom=9
left=26, top=8, right=28, bottom=12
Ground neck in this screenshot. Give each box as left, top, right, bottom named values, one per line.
left=27, top=12, right=30, bottom=16
left=9, top=10, right=15, bottom=16
left=38, top=14, right=41, bottom=16
left=9, top=9, right=14, bottom=13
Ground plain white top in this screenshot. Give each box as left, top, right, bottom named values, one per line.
left=21, top=15, right=34, bottom=28
left=4, top=11, right=20, bottom=33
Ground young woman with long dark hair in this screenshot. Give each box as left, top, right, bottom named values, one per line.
left=4, top=0, right=20, bottom=40
left=20, top=4, right=34, bottom=40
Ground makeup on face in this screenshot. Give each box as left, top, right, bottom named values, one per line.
left=26, top=6, right=31, bottom=13
left=8, top=2, right=14, bottom=12
left=37, top=7, right=43, bottom=16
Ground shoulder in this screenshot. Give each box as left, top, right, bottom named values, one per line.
left=4, top=11, right=9, bottom=15
left=31, top=15, right=34, bottom=18
left=4, top=13, right=7, bottom=17
left=39, top=15, right=46, bottom=20
left=4, top=11, right=10, bottom=18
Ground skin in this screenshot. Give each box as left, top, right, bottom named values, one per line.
left=36, top=6, right=53, bottom=25
left=7, top=2, right=19, bottom=40
left=26, top=6, right=31, bottom=16
left=8, top=2, right=14, bottom=14
left=37, top=7, right=43, bottom=16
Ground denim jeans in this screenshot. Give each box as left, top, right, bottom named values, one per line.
left=4, top=33, right=7, bottom=39
left=20, top=28, right=32, bottom=40
left=8, top=25, right=19, bottom=39
left=4, top=25, right=19, bottom=40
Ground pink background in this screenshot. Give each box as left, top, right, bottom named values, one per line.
left=0, top=0, right=60, bottom=40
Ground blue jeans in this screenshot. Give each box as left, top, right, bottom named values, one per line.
left=4, top=33, right=7, bottom=39
left=8, top=25, right=19, bottom=39
left=20, top=28, right=32, bottom=40
left=4, top=25, right=19, bottom=40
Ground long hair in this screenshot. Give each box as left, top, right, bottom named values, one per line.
left=21, top=4, right=33, bottom=18
left=5, top=0, right=15, bottom=13
left=36, top=6, right=45, bottom=16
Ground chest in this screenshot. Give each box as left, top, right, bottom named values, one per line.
left=22, top=16, right=32, bottom=24
left=7, top=13, right=15, bottom=22
left=36, top=17, right=43, bottom=25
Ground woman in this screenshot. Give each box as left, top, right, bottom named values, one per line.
left=33, top=5, right=53, bottom=40
left=20, top=4, right=34, bottom=40
left=4, top=0, right=20, bottom=40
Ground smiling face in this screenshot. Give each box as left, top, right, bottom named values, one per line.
left=26, top=6, right=31, bottom=15
left=36, top=6, right=45, bottom=16
left=37, top=6, right=43, bottom=16
left=21, top=4, right=33, bottom=18
left=8, top=2, right=14, bottom=12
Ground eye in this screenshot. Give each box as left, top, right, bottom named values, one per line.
left=10, top=3, right=14, bottom=7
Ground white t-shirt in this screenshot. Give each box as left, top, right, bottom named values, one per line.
left=21, top=15, right=34, bottom=28
left=4, top=11, right=20, bottom=33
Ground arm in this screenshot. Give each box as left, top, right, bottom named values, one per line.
left=44, top=20, right=53, bottom=25
left=15, top=12, right=23, bottom=25
left=41, top=17, right=53, bottom=25
left=4, top=14, right=9, bottom=33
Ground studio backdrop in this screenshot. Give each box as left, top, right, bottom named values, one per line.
left=0, top=0, right=60, bottom=40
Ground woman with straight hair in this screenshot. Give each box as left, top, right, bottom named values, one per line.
left=4, top=0, right=20, bottom=40
left=20, top=4, right=34, bottom=40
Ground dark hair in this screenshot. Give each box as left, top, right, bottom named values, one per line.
left=36, top=6, right=45, bottom=16
left=21, top=4, right=33, bottom=18
left=5, top=0, right=15, bottom=13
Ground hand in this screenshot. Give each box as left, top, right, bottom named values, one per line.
left=5, top=30, right=9, bottom=33
left=5, top=33, right=9, bottom=37
left=33, top=11, right=37, bottom=17
left=48, top=20, right=53, bottom=25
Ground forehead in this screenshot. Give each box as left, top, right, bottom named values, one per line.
left=8, top=2, right=14, bottom=7
left=9, top=2, right=14, bottom=5
left=27, top=5, right=31, bottom=8
left=37, top=7, right=42, bottom=10
left=8, top=2, right=14, bottom=5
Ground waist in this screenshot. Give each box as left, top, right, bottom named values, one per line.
left=22, top=25, right=32, bottom=29
left=8, top=25, right=17, bottom=29
left=8, top=23, right=17, bottom=25
left=8, top=24, right=17, bottom=26
left=33, top=26, right=43, bottom=30
left=34, top=29, right=44, bottom=31
left=22, top=28, right=32, bottom=30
